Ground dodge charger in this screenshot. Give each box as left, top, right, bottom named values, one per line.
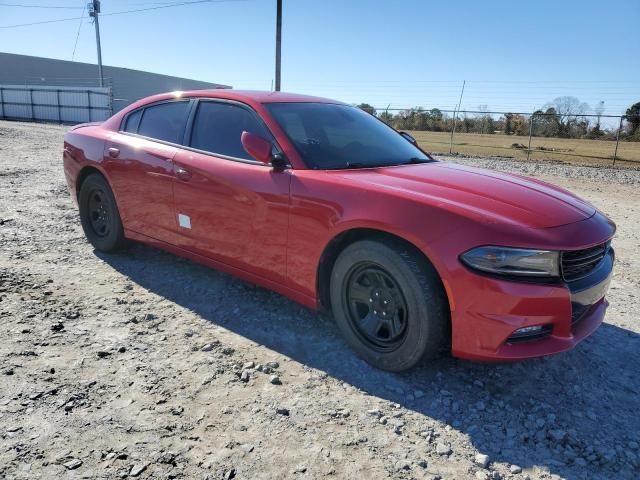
left=63, top=90, right=615, bottom=371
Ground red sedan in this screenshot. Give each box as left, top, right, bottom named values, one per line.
left=63, top=90, right=615, bottom=371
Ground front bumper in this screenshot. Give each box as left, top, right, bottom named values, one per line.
left=450, top=248, right=613, bottom=361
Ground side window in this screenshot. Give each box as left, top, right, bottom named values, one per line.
left=123, top=109, right=142, bottom=133
left=190, top=102, right=270, bottom=160
left=137, top=101, right=189, bottom=144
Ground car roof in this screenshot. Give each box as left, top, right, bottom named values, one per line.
left=175, top=89, right=345, bottom=105
left=106, top=89, right=349, bottom=133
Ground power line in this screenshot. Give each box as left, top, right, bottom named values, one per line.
left=70, top=2, right=86, bottom=61
left=291, top=82, right=638, bottom=89
left=291, top=79, right=638, bottom=84
left=0, top=0, right=252, bottom=29
left=0, top=2, right=83, bottom=8
left=0, top=15, right=84, bottom=28
left=101, top=0, right=251, bottom=17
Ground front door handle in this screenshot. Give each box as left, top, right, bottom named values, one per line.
left=107, top=147, right=120, bottom=158
left=175, top=167, right=192, bottom=181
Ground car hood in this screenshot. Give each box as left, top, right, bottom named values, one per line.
left=332, top=161, right=596, bottom=228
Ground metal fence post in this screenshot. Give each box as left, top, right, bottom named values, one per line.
left=449, top=113, right=457, bottom=154
left=56, top=90, right=61, bottom=123
left=107, top=86, right=113, bottom=117
left=87, top=90, right=92, bottom=122
left=527, top=113, right=535, bottom=162
left=449, top=80, right=466, bottom=154
left=612, top=115, right=624, bottom=166
left=29, top=88, right=34, bottom=120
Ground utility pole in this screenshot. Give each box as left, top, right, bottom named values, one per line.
left=88, top=0, right=104, bottom=88
left=275, top=0, right=282, bottom=91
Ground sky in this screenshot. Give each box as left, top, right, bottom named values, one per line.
left=1, top=0, right=638, bottom=119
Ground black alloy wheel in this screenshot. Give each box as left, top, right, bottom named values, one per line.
left=344, top=263, right=409, bottom=352
left=87, top=188, right=112, bottom=238
left=329, top=239, right=449, bottom=372
left=78, top=173, right=126, bottom=252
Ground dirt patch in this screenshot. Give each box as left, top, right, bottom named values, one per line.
left=1, top=120, right=639, bottom=479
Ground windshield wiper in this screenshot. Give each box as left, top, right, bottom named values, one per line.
left=339, top=158, right=431, bottom=169
left=404, top=157, right=432, bottom=164
left=342, top=161, right=370, bottom=169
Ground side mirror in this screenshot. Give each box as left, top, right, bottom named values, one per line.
left=241, top=131, right=272, bottom=164
left=400, top=131, right=417, bottom=145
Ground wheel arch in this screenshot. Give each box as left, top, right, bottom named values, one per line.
left=316, top=227, right=452, bottom=317
left=75, top=165, right=127, bottom=232
left=75, top=165, right=107, bottom=200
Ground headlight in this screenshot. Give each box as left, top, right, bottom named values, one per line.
left=460, top=246, right=559, bottom=278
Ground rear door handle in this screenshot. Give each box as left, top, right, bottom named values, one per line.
left=107, top=147, right=120, bottom=158
left=175, top=167, right=192, bottom=181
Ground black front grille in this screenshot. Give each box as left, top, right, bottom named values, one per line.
left=571, top=303, right=590, bottom=324
left=562, top=242, right=609, bottom=282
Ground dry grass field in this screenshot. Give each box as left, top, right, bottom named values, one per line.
left=410, top=130, right=640, bottom=168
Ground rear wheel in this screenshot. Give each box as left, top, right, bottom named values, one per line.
left=78, top=173, right=126, bottom=252
left=329, top=239, right=448, bottom=372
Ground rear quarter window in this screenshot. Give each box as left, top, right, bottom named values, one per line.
left=122, top=109, right=142, bottom=133
left=137, top=101, right=190, bottom=144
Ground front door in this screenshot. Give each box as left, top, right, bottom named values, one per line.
left=171, top=100, right=291, bottom=283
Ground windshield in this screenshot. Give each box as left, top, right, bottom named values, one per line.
left=265, top=103, right=433, bottom=169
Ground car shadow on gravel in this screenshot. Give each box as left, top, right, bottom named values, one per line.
left=99, top=244, right=640, bottom=480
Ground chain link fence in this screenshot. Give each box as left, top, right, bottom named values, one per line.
left=375, top=107, right=640, bottom=168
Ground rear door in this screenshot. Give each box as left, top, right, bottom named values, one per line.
left=171, top=99, right=291, bottom=283
left=104, top=99, right=191, bottom=242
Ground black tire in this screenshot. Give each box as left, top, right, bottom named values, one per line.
left=78, top=173, right=127, bottom=252
left=329, top=239, right=448, bottom=372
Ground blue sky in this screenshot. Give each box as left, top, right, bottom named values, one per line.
left=1, top=0, right=638, bottom=117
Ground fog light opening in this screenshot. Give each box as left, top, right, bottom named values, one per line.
left=507, top=324, right=553, bottom=343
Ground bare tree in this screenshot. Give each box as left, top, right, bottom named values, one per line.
left=378, top=110, right=394, bottom=125
left=542, top=96, right=590, bottom=137
left=595, top=100, right=605, bottom=129
left=503, top=113, right=514, bottom=135
left=477, top=105, right=491, bottom=134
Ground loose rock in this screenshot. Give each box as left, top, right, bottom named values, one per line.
left=474, top=453, right=490, bottom=468
left=129, top=463, right=148, bottom=477
left=63, top=459, right=82, bottom=470
left=436, top=443, right=452, bottom=456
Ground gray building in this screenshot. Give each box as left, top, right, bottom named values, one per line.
left=0, top=52, right=230, bottom=118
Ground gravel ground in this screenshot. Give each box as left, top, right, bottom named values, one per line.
left=1, top=120, right=639, bottom=480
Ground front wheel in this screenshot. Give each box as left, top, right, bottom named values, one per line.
left=78, top=173, right=127, bottom=252
left=329, top=239, right=449, bottom=372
